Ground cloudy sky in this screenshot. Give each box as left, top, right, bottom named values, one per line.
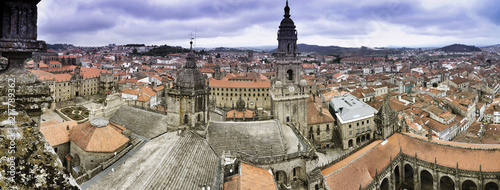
left=37, top=0, right=500, bottom=48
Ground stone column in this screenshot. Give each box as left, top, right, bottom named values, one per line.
left=414, top=168, right=419, bottom=190
left=433, top=158, right=438, bottom=190
left=455, top=163, right=460, bottom=190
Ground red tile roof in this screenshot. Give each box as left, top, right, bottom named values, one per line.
left=209, top=73, right=270, bottom=88
left=41, top=120, right=79, bottom=146
left=48, top=60, right=62, bottom=65
left=224, top=163, right=275, bottom=190
left=29, top=69, right=72, bottom=82
left=226, top=109, right=255, bottom=119
left=70, top=121, right=129, bottom=153
left=322, top=133, right=500, bottom=189
left=307, top=95, right=334, bottom=125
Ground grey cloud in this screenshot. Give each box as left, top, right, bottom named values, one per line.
left=37, top=0, right=500, bottom=47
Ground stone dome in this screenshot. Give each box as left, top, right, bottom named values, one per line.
left=175, top=44, right=206, bottom=91
left=90, top=118, right=109, bottom=128
left=279, top=17, right=295, bottom=28
left=279, top=0, right=295, bottom=29
left=176, top=68, right=206, bottom=90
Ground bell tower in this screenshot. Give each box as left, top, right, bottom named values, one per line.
left=271, top=0, right=309, bottom=137
left=275, top=0, right=301, bottom=86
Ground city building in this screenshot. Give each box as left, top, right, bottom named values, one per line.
left=307, top=94, right=335, bottom=149
left=330, top=93, right=377, bottom=149
left=30, top=66, right=120, bottom=102
left=208, top=72, right=271, bottom=110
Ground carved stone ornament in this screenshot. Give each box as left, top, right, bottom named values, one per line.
left=0, top=56, right=7, bottom=71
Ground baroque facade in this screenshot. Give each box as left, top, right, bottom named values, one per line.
left=30, top=66, right=120, bottom=102
left=271, top=0, right=309, bottom=137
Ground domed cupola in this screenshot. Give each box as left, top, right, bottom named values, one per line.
left=279, top=0, right=296, bottom=29
left=276, top=0, right=299, bottom=59
left=175, top=40, right=206, bottom=93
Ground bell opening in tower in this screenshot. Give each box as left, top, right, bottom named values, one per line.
left=287, top=69, right=294, bottom=81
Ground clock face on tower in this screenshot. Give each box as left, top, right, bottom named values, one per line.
left=288, top=86, right=295, bottom=92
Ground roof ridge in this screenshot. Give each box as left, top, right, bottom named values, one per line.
left=78, top=123, right=94, bottom=150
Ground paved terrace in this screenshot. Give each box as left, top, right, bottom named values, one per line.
left=322, top=133, right=500, bottom=189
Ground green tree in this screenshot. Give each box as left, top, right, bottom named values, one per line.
left=132, top=48, right=138, bottom=54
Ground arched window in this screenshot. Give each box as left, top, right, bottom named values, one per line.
left=287, top=43, right=291, bottom=53
left=184, top=114, right=188, bottom=124
left=287, top=69, right=293, bottom=81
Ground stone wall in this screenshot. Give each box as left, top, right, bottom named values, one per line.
left=209, top=108, right=225, bottom=122
left=74, top=137, right=142, bottom=184
left=89, top=93, right=123, bottom=120
left=166, top=94, right=207, bottom=128
left=272, top=96, right=308, bottom=138
left=54, top=142, right=70, bottom=167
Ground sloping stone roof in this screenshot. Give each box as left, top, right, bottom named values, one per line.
left=109, top=105, right=170, bottom=139
left=87, top=132, right=220, bottom=190
left=207, top=120, right=287, bottom=157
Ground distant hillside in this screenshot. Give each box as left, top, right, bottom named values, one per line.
left=47, top=43, right=72, bottom=51
left=272, top=44, right=402, bottom=56
left=482, top=44, right=500, bottom=48
left=142, top=45, right=190, bottom=56
left=438, top=44, right=481, bottom=52
left=296, top=44, right=343, bottom=54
